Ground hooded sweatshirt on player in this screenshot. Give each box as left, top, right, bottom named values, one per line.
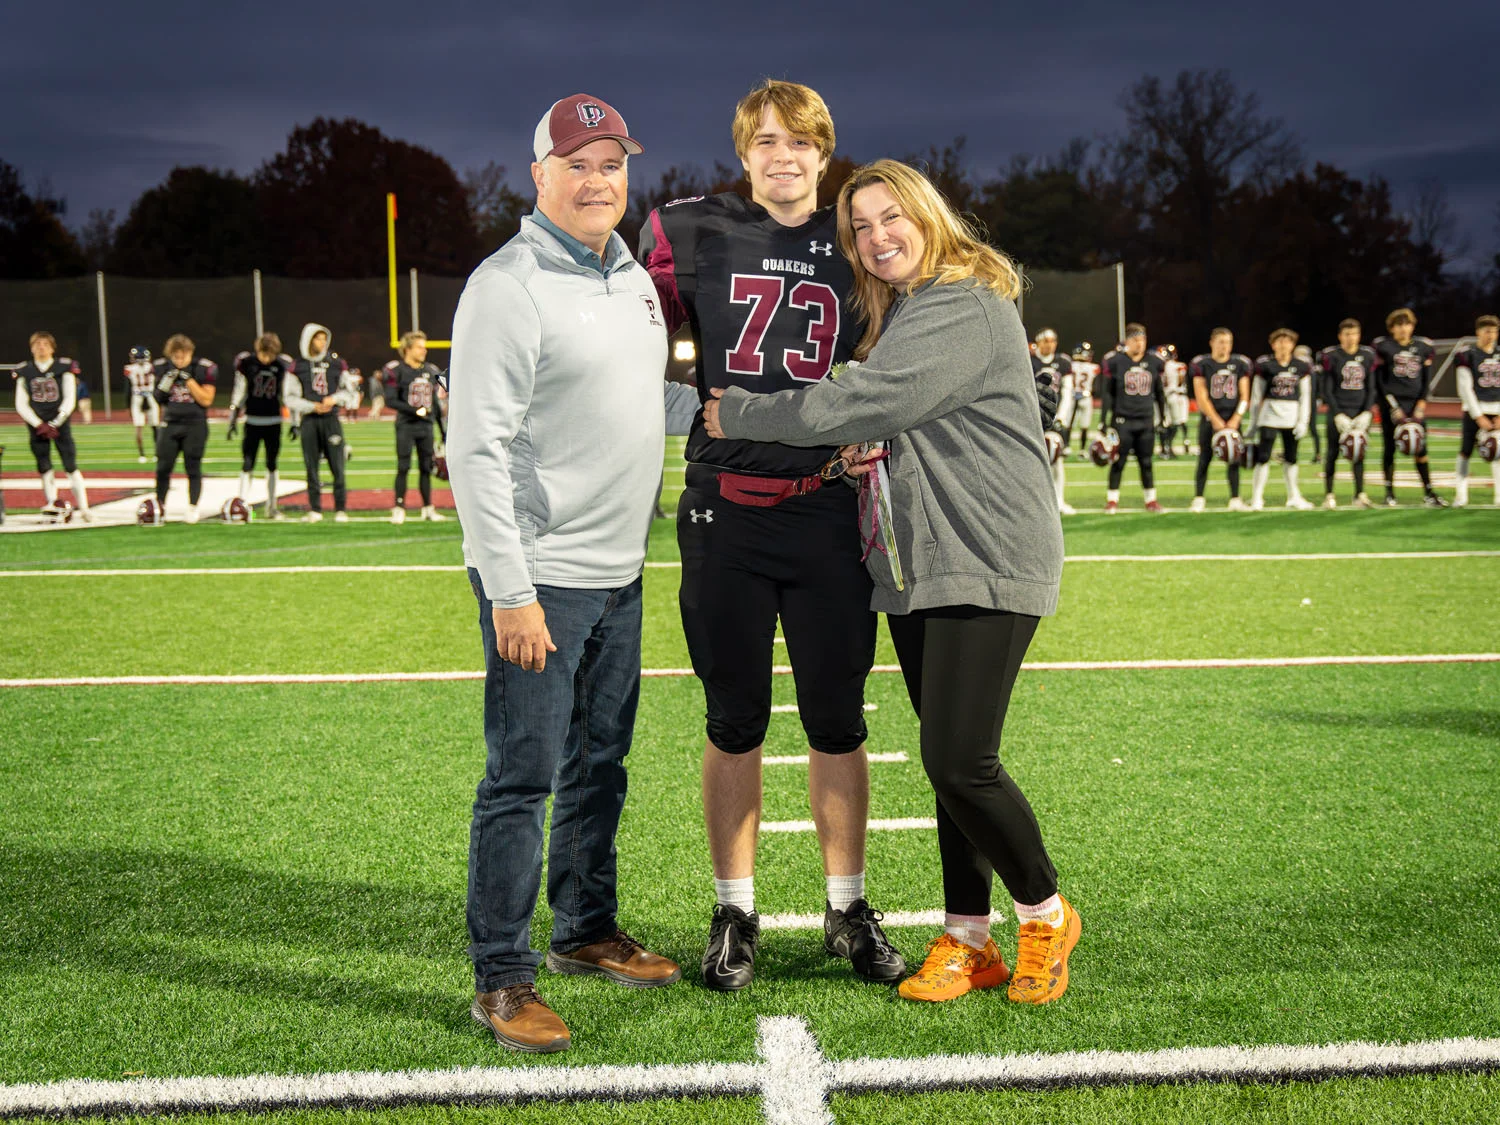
left=284, top=322, right=357, bottom=415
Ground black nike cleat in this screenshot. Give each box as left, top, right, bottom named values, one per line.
left=702, top=904, right=759, bottom=991
left=825, top=899, right=906, bottom=982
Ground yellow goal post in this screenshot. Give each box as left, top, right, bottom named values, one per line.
left=387, top=193, right=451, bottom=349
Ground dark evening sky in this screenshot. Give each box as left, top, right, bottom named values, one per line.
left=7, top=0, right=1497, bottom=270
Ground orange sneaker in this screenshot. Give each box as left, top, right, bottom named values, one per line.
left=896, top=933, right=1009, bottom=1003
left=1008, top=895, right=1081, bottom=1004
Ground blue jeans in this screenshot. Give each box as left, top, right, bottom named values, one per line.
left=466, top=570, right=643, bottom=991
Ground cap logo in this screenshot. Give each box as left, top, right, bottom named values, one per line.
left=577, top=102, right=607, bottom=128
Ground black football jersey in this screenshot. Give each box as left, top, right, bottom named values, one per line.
left=233, top=352, right=291, bottom=419
left=1189, top=352, right=1253, bottom=420
left=1099, top=349, right=1166, bottom=427
left=1030, top=352, right=1073, bottom=397
left=152, top=356, right=217, bottom=423
left=1255, top=355, right=1311, bottom=402
left=17, top=358, right=80, bottom=424
left=1372, top=335, right=1434, bottom=407
left=383, top=360, right=443, bottom=421
left=1317, top=346, right=1378, bottom=415
left=640, top=192, right=862, bottom=476
left=1454, top=344, right=1500, bottom=405
left=292, top=354, right=349, bottom=405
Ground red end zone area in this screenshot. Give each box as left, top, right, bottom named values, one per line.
left=279, top=488, right=456, bottom=511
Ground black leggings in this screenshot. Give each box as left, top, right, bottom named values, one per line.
left=241, top=424, right=282, bottom=473
left=1256, top=427, right=1299, bottom=465
left=1324, top=415, right=1365, bottom=495
left=887, top=607, right=1057, bottom=913
left=1380, top=409, right=1430, bottom=489
left=156, top=421, right=207, bottom=505
left=1194, top=418, right=1241, bottom=497
left=1107, top=424, right=1155, bottom=490
left=395, top=420, right=435, bottom=507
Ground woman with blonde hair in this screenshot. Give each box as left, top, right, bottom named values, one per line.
left=704, top=158, right=1078, bottom=1005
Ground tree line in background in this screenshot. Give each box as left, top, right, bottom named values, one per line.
left=4, top=70, right=1497, bottom=349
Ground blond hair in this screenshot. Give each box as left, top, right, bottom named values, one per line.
left=835, top=159, right=1021, bottom=359
left=731, top=80, right=836, bottom=162
left=399, top=330, right=428, bottom=355
left=164, top=333, right=194, bottom=356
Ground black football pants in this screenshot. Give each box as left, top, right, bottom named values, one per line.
left=394, top=419, right=435, bottom=507
left=1324, top=415, right=1365, bottom=495
left=29, top=422, right=78, bottom=474
left=300, top=413, right=347, bottom=512
left=887, top=607, right=1057, bottom=912
left=1194, top=418, right=1241, bottom=498
left=1107, top=423, right=1155, bottom=490
left=241, top=423, right=282, bottom=473
left=1380, top=407, right=1430, bottom=491
left=156, top=420, right=207, bottom=504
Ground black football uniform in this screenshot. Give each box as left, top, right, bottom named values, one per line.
left=1252, top=355, right=1312, bottom=464
left=232, top=351, right=290, bottom=475
left=152, top=356, right=217, bottom=505
left=1031, top=352, right=1076, bottom=432
left=1317, top=345, right=1378, bottom=494
left=1188, top=352, right=1253, bottom=498
left=287, top=347, right=351, bottom=513
left=1099, top=349, right=1168, bottom=491
left=641, top=193, right=874, bottom=757
left=384, top=359, right=444, bottom=508
left=1454, top=343, right=1500, bottom=457
left=1372, top=335, right=1437, bottom=491
left=15, top=358, right=81, bottom=474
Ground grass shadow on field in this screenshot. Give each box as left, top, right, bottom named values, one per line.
left=0, top=845, right=473, bottom=1031
left=1270, top=709, right=1500, bottom=741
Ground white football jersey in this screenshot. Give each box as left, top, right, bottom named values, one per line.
left=1164, top=360, right=1189, bottom=397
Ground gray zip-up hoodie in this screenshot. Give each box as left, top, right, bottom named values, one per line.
left=447, top=215, right=696, bottom=609
left=716, top=278, right=1063, bottom=618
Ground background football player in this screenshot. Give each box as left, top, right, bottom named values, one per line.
left=1248, top=328, right=1314, bottom=509
left=383, top=330, right=447, bottom=524
left=151, top=333, right=217, bottom=523
left=1071, top=342, right=1097, bottom=457
left=1372, top=308, right=1445, bottom=507
left=124, top=345, right=158, bottom=462
left=284, top=322, right=357, bottom=523
left=229, top=332, right=292, bottom=519
left=1453, top=314, right=1500, bottom=508
left=1188, top=328, right=1253, bottom=512
left=1159, top=344, right=1189, bottom=457
left=14, top=331, right=90, bottom=521
left=1099, top=324, right=1167, bottom=513
left=1032, top=329, right=1076, bottom=514
left=1317, top=318, right=1378, bottom=508
left=639, top=79, right=903, bottom=992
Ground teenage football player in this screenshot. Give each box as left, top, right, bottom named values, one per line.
left=1248, top=328, right=1314, bottom=509
left=1373, top=308, right=1445, bottom=507
left=15, top=331, right=90, bottom=521
left=1032, top=329, right=1076, bottom=513
left=384, top=330, right=447, bottom=524
left=124, top=345, right=158, bottom=462
left=1099, top=324, right=1168, bottom=513
left=1188, top=328, right=1253, bottom=512
left=1453, top=314, right=1500, bottom=507
left=1317, top=319, right=1378, bottom=508
left=229, top=333, right=292, bottom=519
left=1071, top=342, right=1096, bottom=456
left=639, top=80, right=903, bottom=991
left=151, top=334, right=217, bottom=523
left=1159, top=344, right=1189, bottom=457
left=284, top=322, right=357, bottom=523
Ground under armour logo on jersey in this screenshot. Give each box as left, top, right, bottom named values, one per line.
left=689, top=509, right=714, bottom=523
left=577, top=102, right=606, bottom=128
left=810, top=241, right=833, bottom=256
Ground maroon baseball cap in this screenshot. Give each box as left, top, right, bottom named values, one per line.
left=533, top=94, right=643, bottom=162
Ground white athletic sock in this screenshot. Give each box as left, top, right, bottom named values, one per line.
left=826, top=872, right=865, bottom=913
left=1491, top=461, right=1500, bottom=502
left=714, top=876, right=755, bottom=914
left=67, top=471, right=88, bottom=510
left=1455, top=454, right=1470, bottom=481
left=41, top=470, right=56, bottom=505
left=1252, top=462, right=1270, bottom=505
left=1106, top=488, right=1120, bottom=504
left=1284, top=463, right=1302, bottom=501
left=1143, top=487, right=1157, bottom=503
left=1015, top=894, right=1064, bottom=929
left=238, top=471, right=251, bottom=500
left=1051, top=459, right=1066, bottom=507
left=944, top=913, right=991, bottom=951
left=266, top=471, right=279, bottom=506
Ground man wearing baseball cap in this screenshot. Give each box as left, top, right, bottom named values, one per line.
left=448, top=94, right=697, bottom=1054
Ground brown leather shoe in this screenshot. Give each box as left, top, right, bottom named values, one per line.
left=545, top=929, right=682, bottom=988
left=471, top=983, right=570, bottom=1053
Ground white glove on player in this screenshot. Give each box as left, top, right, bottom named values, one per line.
left=1353, top=411, right=1372, bottom=434
left=1293, top=422, right=1308, bottom=440
left=1334, top=413, right=1352, bottom=436
left=157, top=372, right=178, bottom=394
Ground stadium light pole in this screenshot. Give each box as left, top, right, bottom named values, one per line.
left=95, top=272, right=111, bottom=419
left=409, top=268, right=420, bottom=333
left=253, top=270, right=265, bottom=339
left=1115, top=262, right=1126, bottom=343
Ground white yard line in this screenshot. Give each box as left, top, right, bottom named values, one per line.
left=3, top=1016, right=1496, bottom=1121
left=770, top=703, right=877, bottom=713
left=4, top=653, right=1498, bottom=689
left=760, top=817, right=936, bottom=834
left=6, top=550, right=1495, bottom=578
left=765, top=752, right=908, bottom=766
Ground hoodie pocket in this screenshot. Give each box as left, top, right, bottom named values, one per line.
left=890, top=461, right=938, bottom=581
